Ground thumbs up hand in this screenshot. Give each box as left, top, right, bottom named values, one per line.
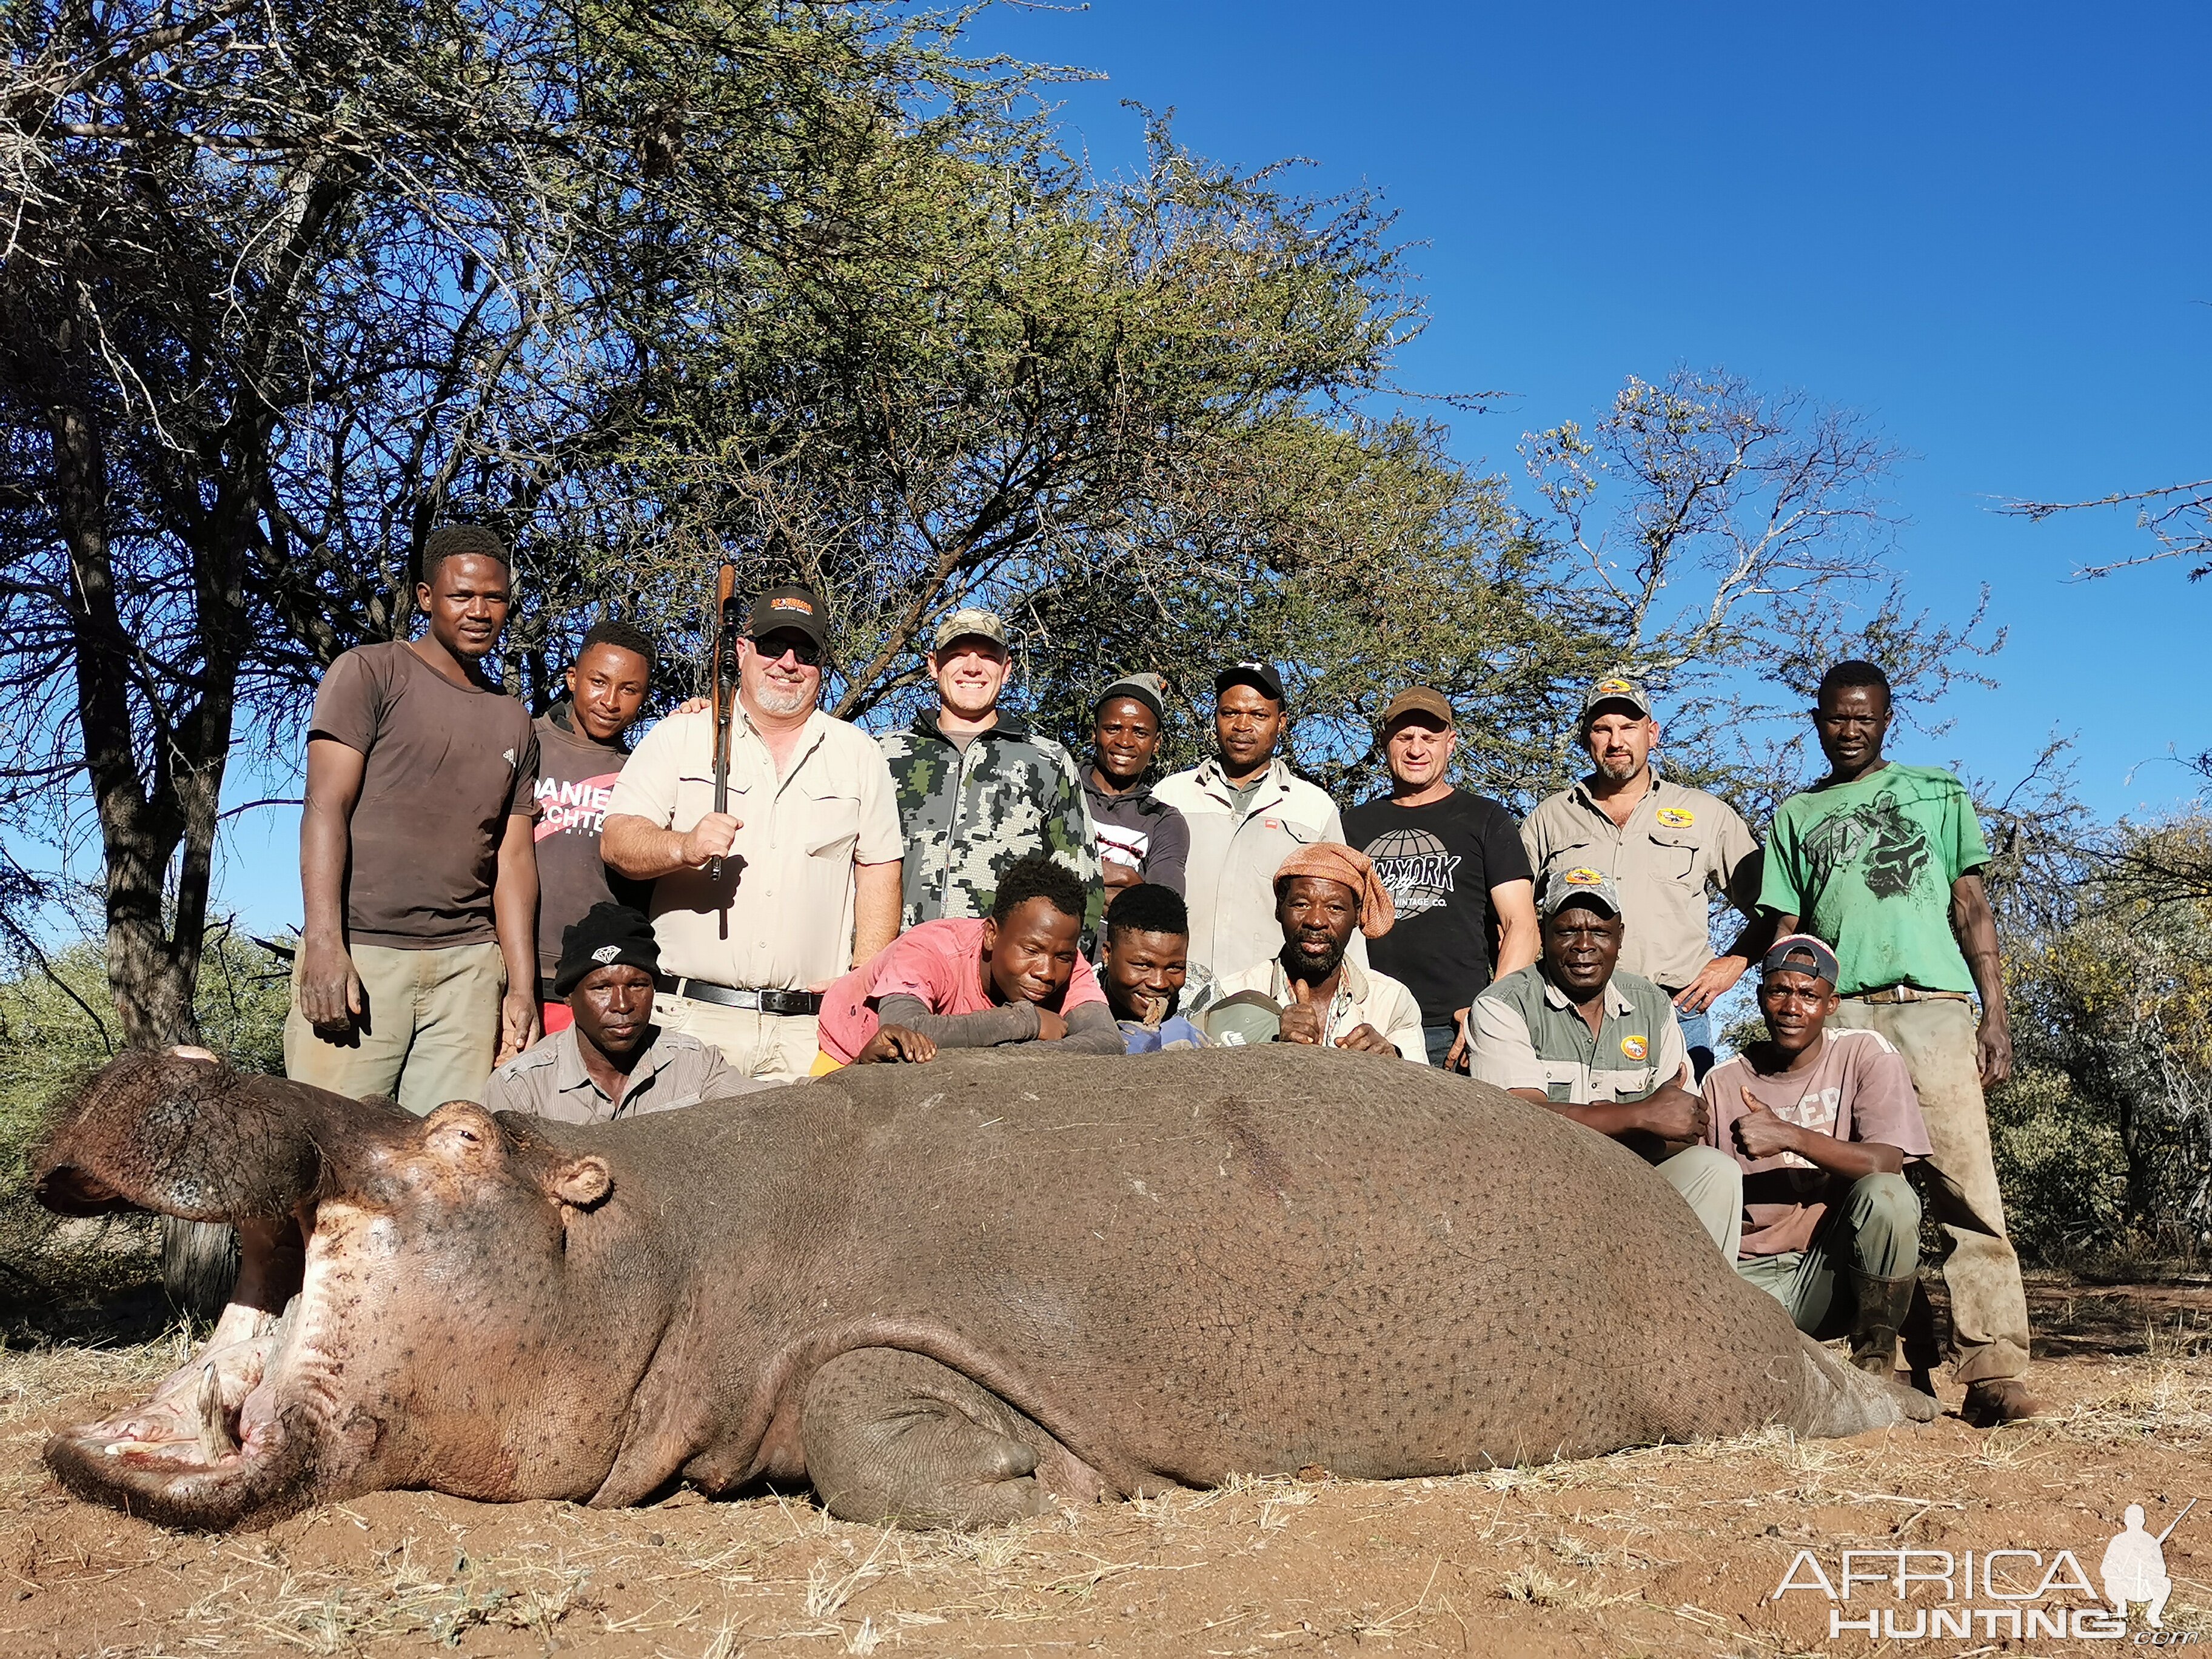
left=1278, top=979, right=1325, bottom=1046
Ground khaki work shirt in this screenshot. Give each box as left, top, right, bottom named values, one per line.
left=605, top=708, right=904, bottom=990
left=1151, top=756, right=1359, bottom=980
left=1466, top=965, right=1689, bottom=1103
left=1210, top=956, right=1429, bottom=1064
left=1520, top=776, right=1760, bottom=990
left=480, top=1024, right=776, bottom=1124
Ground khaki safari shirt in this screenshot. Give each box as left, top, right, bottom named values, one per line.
left=1209, top=956, right=1429, bottom=1064
left=480, top=1024, right=775, bottom=1123
left=1467, top=964, right=1689, bottom=1103
left=605, top=707, right=903, bottom=991
left=1520, top=777, right=1760, bottom=991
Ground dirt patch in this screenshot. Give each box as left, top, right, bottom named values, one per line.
left=3, top=1286, right=2210, bottom=1657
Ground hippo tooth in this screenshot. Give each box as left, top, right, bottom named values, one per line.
left=195, top=1364, right=238, bottom=1461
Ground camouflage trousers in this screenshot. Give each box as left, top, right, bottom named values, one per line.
left=1829, top=995, right=2032, bottom=1382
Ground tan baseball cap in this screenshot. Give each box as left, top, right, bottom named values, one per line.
left=1380, top=686, right=1453, bottom=729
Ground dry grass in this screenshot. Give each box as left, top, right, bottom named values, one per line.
left=10, top=1341, right=2212, bottom=1657
left=0, top=1324, right=189, bottom=1425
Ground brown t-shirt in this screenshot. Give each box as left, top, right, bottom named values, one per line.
left=309, top=642, right=537, bottom=950
left=1700, top=1028, right=1934, bottom=1255
left=530, top=712, right=646, bottom=977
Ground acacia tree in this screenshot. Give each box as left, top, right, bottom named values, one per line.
left=0, top=0, right=1035, bottom=1047
left=1515, top=369, right=2002, bottom=813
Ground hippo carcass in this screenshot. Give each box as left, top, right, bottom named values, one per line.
left=33, top=1046, right=1931, bottom=1530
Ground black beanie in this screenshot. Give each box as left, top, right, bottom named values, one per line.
left=553, top=903, right=662, bottom=996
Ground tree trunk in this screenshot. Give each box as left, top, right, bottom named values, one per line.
left=48, top=388, right=243, bottom=1316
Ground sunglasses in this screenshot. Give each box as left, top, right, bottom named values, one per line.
left=750, top=633, right=823, bottom=668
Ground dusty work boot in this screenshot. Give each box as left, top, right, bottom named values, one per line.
left=1847, top=1269, right=1916, bottom=1376
left=1961, top=1377, right=2046, bottom=1427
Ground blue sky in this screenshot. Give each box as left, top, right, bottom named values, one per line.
left=969, top=4, right=2211, bottom=787
left=203, top=2, right=2212, bottom=931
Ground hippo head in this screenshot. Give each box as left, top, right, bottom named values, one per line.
left=34, top=1050, right=653, bottom=1529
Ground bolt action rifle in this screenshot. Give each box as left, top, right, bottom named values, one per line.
left=706, top=562, right=739, bottom=897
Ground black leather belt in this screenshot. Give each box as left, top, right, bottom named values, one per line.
left=652, top=974, right=822, bottom=1016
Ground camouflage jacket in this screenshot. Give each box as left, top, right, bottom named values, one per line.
left=878, top=711, right=1104, bottom=936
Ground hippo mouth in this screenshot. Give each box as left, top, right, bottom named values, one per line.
left=42, top=1216, right=332, bottom=1530
left=28, top=1050, right=410, bottom=1530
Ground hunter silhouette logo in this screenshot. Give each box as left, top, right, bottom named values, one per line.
left=2102, top=1499, right=2191, bottom=1627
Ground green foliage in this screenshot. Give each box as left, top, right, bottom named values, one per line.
left=1992, top=816, right=2212, bottom=1263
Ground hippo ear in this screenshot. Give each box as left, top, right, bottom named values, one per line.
left=547, top=1156, right=612, bottom=1210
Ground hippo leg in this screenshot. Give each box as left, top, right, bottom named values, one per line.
left=802, top=1350, right=1055, bottom=1529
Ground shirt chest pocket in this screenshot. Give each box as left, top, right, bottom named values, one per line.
left=802, top=780, right=863, bottom=860
left=674, top=773, right=759, bottom=831
left=1541, top=1059, right=1584, bottom=1103
left=1647, top=829, right=1700, bottom=883
left=1590, top=1065, right=1658, bottom=1101
left=1255, top=815, right=1326, bottom=849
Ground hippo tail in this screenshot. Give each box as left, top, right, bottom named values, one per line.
left=1789, top=1332, right=1940, bottom=1438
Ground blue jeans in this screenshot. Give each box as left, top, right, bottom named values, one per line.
left=1424, top=1023, right=1460, bottom=1070
left=1672, top=1000, right=1714, bottom=1081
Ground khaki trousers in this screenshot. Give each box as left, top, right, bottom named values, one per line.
left=654, top=993, right=819, bottom=1082
left=1829, top=996, right=2032, bottom=1382
left=1658, top=1145, right=1744, bottom=1262
left=1737, top=1172, right=1921, bottom=1339
left=283, top=940, right=506, bottom=1116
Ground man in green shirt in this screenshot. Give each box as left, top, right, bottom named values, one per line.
left=1761, top=659, right=2036, bottom=1427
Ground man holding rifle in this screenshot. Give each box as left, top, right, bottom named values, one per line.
left=603, top=581, right=904, bottom=1081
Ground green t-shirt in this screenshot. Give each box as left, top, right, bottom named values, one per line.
left=1758, top=763, right=1989, bottom=997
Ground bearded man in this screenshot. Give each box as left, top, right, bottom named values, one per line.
left=602, top=586, right=904, bottom=1081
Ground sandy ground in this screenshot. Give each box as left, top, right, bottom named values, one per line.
left=2, top=1275, right=2209, bottom=1658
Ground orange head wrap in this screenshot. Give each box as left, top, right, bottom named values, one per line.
left=1272, top=843, right=1395, bottom=939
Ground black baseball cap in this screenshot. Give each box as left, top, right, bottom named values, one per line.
left=1215, top=660, right=1285, bottom=703
left=746, top=585, right=828, bottom=651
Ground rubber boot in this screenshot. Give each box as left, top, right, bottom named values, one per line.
left=1901, top=1279, right=1941, bottom=1398
left=1848, top=1269, right=1915, bottom=1377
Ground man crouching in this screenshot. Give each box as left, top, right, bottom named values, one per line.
left=1466, top=867, right=1739, bottom=1255
left=1700, top=934, right=1934, bottom=1382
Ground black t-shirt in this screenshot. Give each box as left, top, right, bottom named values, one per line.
left=1342, top=789, right=1533, bottom=1025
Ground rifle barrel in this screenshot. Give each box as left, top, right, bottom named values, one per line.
left=2157, top=1496, right=2197, bottom=1544
left=706, top=562, right=737, bottom=883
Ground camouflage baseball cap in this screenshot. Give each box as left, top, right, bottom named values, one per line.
left=1579, top=675, right=1652, bottom=726
left=1540, top=865, right=1624, bottom=920
left=933, top=608, right=1008, bottom=652
left=1199, top=990, right=1283, bottom=1048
